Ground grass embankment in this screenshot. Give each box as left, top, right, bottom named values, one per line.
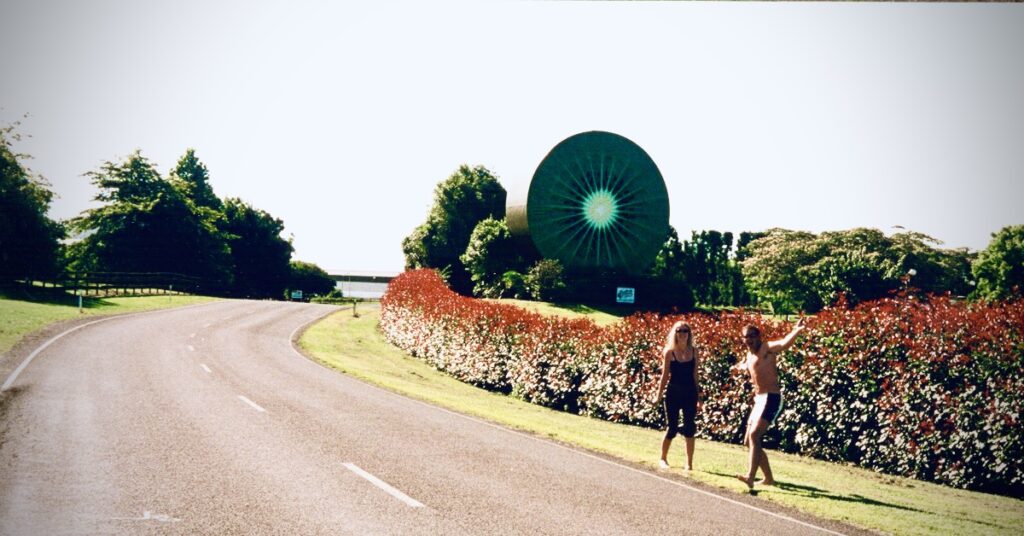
left=0, top=293, right=218, bottom=354
left=484, top=298, right=626, bottom=326
left=299, top=306, right=1023, bottom=536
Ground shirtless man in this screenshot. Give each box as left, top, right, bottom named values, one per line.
left=732, top=319, right=806, bottom=489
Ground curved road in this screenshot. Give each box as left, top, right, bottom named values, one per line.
left=0, top=300, right=848, bottom=535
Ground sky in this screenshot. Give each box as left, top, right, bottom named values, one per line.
left=1, top=1, right=1022, bottom=274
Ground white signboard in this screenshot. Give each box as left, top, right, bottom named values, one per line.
left=616, top=287, right=635, bottom=304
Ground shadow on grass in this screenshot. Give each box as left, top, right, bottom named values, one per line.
left=548, top=302, right=640, bottom=318
left=706, top=471, right=927, bottom=513
left=1, top=286, right=125, bottom=310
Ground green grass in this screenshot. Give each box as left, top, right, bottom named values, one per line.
left=486, top=298, right=625, bottom=326
left=299, top=307, right=1023, bottom=536
left=0, top=293, right=219, bottom=354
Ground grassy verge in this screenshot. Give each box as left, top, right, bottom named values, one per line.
left=486, top=298, right=625, bottom=326
left=0, top=293, right=218, bottom=354
left=299, top=307, right=1023, bottom=536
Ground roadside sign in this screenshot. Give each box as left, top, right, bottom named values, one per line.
left=616, top=287, right=635, bottom=304
left=291, top=290, right=303, bottom=300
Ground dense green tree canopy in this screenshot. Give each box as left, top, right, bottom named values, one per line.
left=66, top=148, right=297, bottom=298
left=650, top=226, right=686, bottom=281
left=681, top=230, right=737, bottom=306
left=525, top=259, right=566, bottom=302
left=68, top=151, right=231, bottom=286
left=650, top=227, right=747, bottom=308
left=0, top=124, right=64, bottom=283
left=170, top=148, right=221, bottom=211
left=221, top=197, right=294, bottom=298
left=288, top=260, right=335, bottom=297
left=649, top=226, right=696, bottom=307
left=401, top=164, right=506, bottom=294
left=460, top=217, right=535, bottom=298
left=742, top=228, right=973, bottom=313
left=973, top=225, right=1024, bottom=300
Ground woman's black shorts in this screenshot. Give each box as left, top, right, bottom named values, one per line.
left=663, top=383, right=698, bottom=439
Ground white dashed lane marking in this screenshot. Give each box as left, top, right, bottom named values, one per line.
left=238, top=395, right=266, bottom=413
left=343, top=463, right=425, bottom=508
left=113, top=511, right=181, bottom=523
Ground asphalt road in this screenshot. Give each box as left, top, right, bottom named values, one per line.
left=0, top=300, right=850, bottom=535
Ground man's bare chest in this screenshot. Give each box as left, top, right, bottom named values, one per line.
left=745, top=352, right=777, bottom=374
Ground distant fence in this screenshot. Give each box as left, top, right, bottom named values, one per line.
left=21, top=271, right=207, bottom=297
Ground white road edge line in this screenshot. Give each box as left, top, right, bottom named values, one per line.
left=287, top=308, right=845, bottom=536
left=238, top=395, right=266, bottom=412
left=200, top=364, right=212, bottom=374
left=343, top=463, right=425, bottom=508
left=2, top=301, right=219, bottom=392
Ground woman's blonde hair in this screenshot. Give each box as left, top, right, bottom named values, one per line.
left=663, top=321, right=693, bottom=355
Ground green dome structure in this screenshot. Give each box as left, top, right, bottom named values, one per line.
left=507, top=131, right=669, bottom=274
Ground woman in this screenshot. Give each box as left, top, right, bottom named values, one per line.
left=656, top=321, right=702, bottom=470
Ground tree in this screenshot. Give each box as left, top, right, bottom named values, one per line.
left=68, top=151, right=231, bottom=286
left=526, top=259, right=566, bottom=301
left=742, top=227, right=977, bottom=313
left=817, top=229, right=901, bottom=305
left=679, top=230, right=736, bottom=306
left=288, top=260, right=335, bottom=297
left=170, top=148, right=221, bottom=211
left=741, top=228, right=821, bottom=313
left=889, top=231, right=973, bottom=297
left=649, top=226, right=695, bottom=307
left=730, top=231, right=765, bottom=306
left=402, top=165, right=506, bottom=294
left=460, top=217, right=535, bottom=298
left=973, top=225, right=1024, bottom=300
left=650, top=226, right=686, bottom=280
left=220, top=197, right=294, bottom=298
left=735, top=231, right=766, bottom=262
left=653, top=229, right=744, bottom=308
left=500, top=270, right=529, bottom=299
left=0, top=122, right=64, bottom=284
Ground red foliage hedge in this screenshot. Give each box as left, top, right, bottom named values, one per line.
left=380, top=269, right=1024, bottom=494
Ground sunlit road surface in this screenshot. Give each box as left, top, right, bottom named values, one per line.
left=0, top=300, right=848, bottom=535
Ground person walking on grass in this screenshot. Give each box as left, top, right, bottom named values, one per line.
left=732, top=318, right=806, bottom=489
left=655, top=321, right=703, bottom=470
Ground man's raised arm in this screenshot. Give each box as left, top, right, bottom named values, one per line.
left=767, top=317, right=807, bottom=353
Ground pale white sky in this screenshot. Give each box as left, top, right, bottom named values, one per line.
left=2, top=1, right=1021, bottom=273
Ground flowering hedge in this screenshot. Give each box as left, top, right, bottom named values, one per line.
left=380, top=269, right=1024, bottom=494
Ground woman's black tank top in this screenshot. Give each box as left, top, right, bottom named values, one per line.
left=668, top=350, right=696, bottom=388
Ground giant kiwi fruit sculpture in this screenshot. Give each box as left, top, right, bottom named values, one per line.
left=506, top=131, right=669, bottom=275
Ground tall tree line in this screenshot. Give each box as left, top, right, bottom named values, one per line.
left=0, top=126, right=327, bottom=299
left=653, top=227, right=980, bottom=313
left=65, top=148, right=298, bottom=298
left=0, top=122, right=64, bottom=284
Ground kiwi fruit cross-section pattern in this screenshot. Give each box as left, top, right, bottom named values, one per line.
left=508, top=131, right=670, bottom=275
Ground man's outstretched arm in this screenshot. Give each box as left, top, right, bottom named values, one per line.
left=767, top=317, right=807, bottom=353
